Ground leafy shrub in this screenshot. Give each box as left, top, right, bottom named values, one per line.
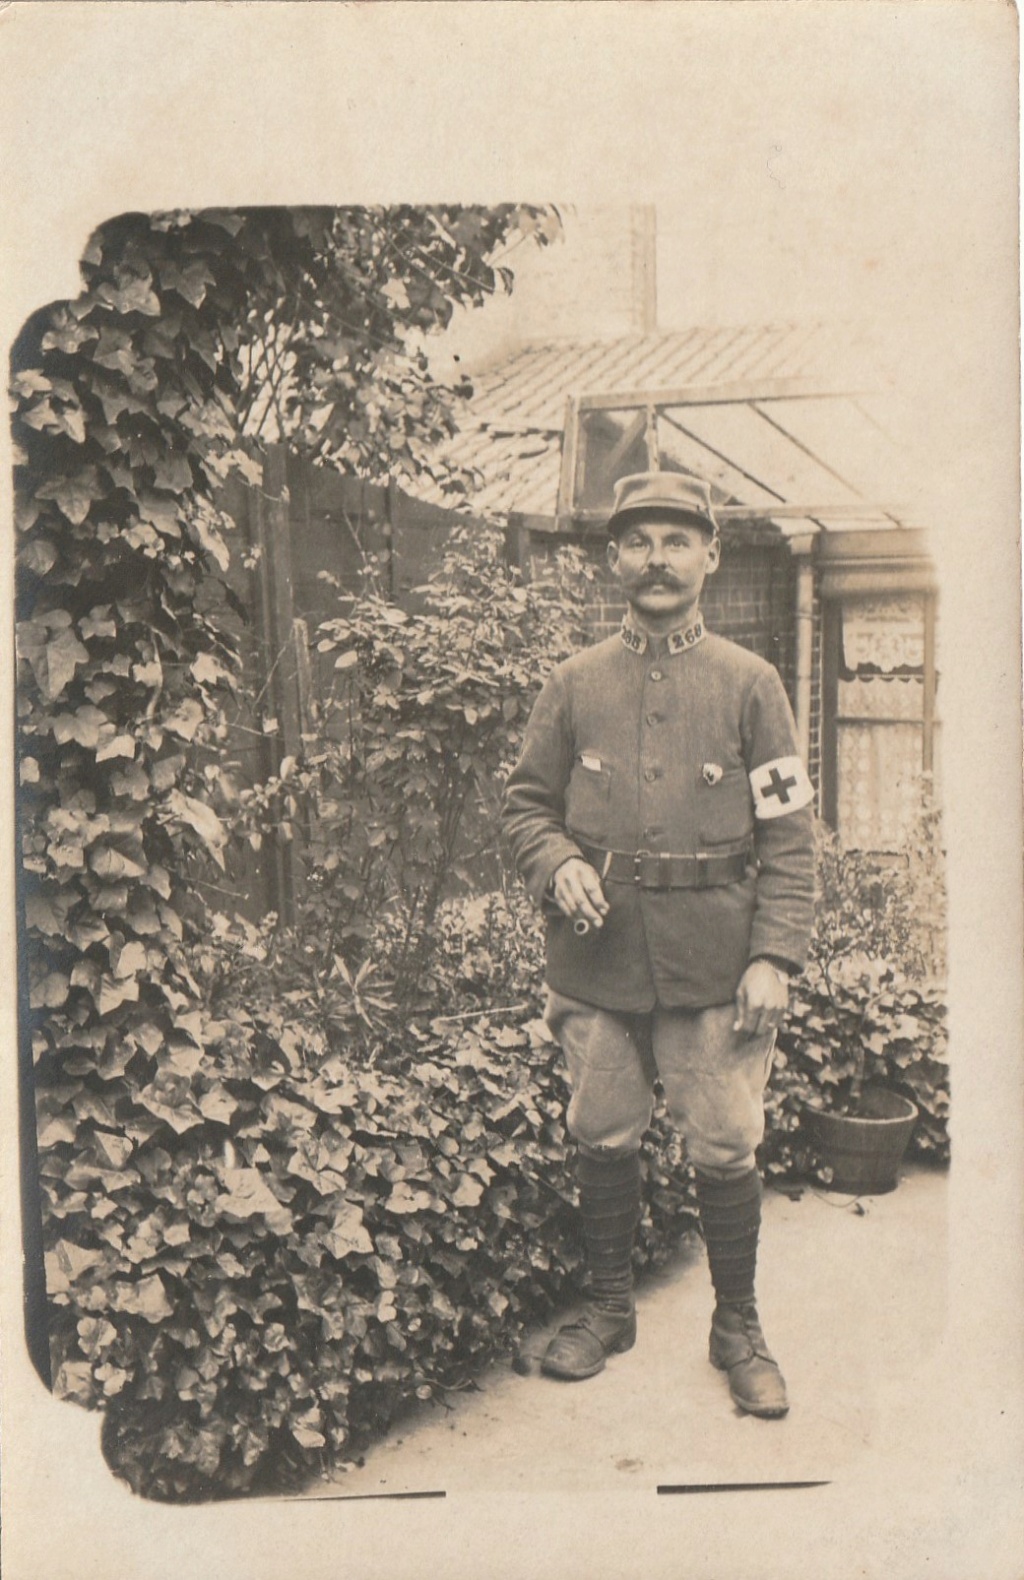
left=11, top=204, right=578, bottom=1502
left=759, top=811, right=950, bottom=1181
left=306, top=524, right=592, bottom=1003
left=46, top=897, right=697, bottom=1503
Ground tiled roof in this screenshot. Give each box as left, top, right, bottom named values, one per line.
left=414, top=323, right=908, bottom=530
left=466, top=322, right=838, bottom=432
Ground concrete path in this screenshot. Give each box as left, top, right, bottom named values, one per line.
left=8, top=1160, right=1024, bottom=1580
left=305, top=1163, right=947, bottom=1499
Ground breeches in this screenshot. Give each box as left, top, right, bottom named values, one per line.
left=545, top=990, right=776, bottom=1180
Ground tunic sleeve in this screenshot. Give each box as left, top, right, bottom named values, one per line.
left=741, top=667, right=816, bottom=972
left=501, top=668, right=586, bottom=905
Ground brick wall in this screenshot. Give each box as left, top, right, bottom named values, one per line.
left=532, top=532, right=797, bottom=681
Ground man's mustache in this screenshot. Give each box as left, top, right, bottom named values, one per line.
left=637, top=573, right=684, bottom=589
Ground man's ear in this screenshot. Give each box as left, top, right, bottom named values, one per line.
left=705, top=536, right=721, bottom=575
left=606, top=537, right=620, bottom=572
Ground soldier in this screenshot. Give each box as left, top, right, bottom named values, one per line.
left=502, top=471, right=815, bottom=1417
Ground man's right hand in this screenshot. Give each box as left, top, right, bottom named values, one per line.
left=550, top=857, right=610, bottom=930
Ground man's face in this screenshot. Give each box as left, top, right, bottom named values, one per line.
left=607, top=515, right=720, bottom=625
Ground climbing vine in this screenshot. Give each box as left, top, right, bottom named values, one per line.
left=11, top=205, right=561, bottom=1479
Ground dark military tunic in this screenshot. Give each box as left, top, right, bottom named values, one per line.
left=502, top=617, right=816, bottom=1013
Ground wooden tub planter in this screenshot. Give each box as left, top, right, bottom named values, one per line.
left=801, top=1085, right=918, bottom=1195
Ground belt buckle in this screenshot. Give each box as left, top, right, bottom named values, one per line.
left=633, top=849, right=647, bottom=886
left=694, top=852, right=710, bottom=889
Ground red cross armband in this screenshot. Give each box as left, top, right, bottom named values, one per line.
left=748, top=756, right=814, bottom=820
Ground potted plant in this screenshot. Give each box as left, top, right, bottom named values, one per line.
left=794, top=951, right=920, bottom=1193
left=762, top=819, right=950, bottom=1193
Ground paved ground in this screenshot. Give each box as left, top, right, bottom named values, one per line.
left=305, top=1162, right=947, bottom=1499
left=6, top=1159, right=1024, bottom=1580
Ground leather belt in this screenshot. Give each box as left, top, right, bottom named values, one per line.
left=577, top=841, right=752, bottom=891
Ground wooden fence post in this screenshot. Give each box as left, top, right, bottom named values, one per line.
left=253, top=447, right=302, bottom=926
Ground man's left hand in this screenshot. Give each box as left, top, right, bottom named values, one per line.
left=733, top=960, right=789, bottom=1038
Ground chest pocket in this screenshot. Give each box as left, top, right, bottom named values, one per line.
left=696, top=767, right=754, bottom=848
left=565, top=758, right=612, bottom=842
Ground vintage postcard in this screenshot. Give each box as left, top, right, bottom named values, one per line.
left=1, top=3, right=1020, bottom=1578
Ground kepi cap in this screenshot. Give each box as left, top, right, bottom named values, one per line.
left=606, top=471, right=718, bottom=538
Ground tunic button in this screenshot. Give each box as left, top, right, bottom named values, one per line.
left=644, top=767, right=660, bottom=782
left=649, top=669, right=664, bottom=682
left=645, top=712, right=660, bottom=726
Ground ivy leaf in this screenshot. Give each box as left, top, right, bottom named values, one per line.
left=135, top=492, right=182, bottom=538
left=215, top=1168, right=293, bottom=1235
left=134, top=1023, right=164, bottom=1056
left=90, top=846, right=148, bottom=881
left=152, top=453, right=193, bottom=493
left=92, top=327, right=139, bottom=377
left=78, top=607, right=118, bottom=641
left=111, top=1273, right=175, bottom=1322
left=45, top=1240, right=108, bottom=1294
left=323, top=1202, right=374, bottom=1260
left=23, top=625, right=90, bottom=701
left=109, top=762, right=150, bottom=800
left=13, top=368, right=51, bottom=398
left=66, top=914, right=111, bottom=950
left=95, top=734, right=136, bottom=763
left=70, top=958, right=102, bottom=996
left=112, top=940, right=148, bottom=979
left=36, top=466, right=104, bottom=526
left=19, top=538, right=59, bottom=577
left=163, top=699, right=205, bottom=742
left=51, top=706, right=109, bottom=749
left=58, top=402, right=88, bottom=444
left=97, top=274, right=162, bottom=317
left=25, top=890, right=76, bottom=936
left=490, top=1025, right=527, bottom=1049
left=197, top=1087, right=238, bottom=1125
left=145, top=864, right=172, bottom=900
left=94, top=1132, right=134, bottom=1169
left=38, top=1113, right=79, bottom=1150
left=96, top=973, right=141, bottom=1014
left=166, top=259, right=215, bottom=307
left=191, top=654, right=231, bottom=688
left=29, top=970, right=70, bottom=1009
left=448, top=1174, right=484, bottom=1209
left=123, top=521, right=162, bottom=556
left=42, top=312, right=99, bottom=354
left=52, top=1361, right=97, bottom=1407
left=386, top=1183, right=436, bottom=1214
left=167, top=789, right=226, bottom=867
left=190, top=513, right=230, bottom=571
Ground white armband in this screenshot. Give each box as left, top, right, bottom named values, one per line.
left=749, top=756, right=814, bottom=820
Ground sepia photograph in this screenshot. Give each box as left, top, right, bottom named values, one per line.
left=1, top=4, right=1021, bottom=1579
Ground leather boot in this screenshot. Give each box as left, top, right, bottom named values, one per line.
left=695, top=1167, right=789, bottom=1417
left=541, top=1151, right=640, bottom=1381
left=709, top=1301, right=789, bottom=1417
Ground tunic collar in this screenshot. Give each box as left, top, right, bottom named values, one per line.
left=620, top=612, right=706, bottom=657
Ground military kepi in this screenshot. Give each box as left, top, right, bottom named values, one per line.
left=606, top=471, right=719, bottom=539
